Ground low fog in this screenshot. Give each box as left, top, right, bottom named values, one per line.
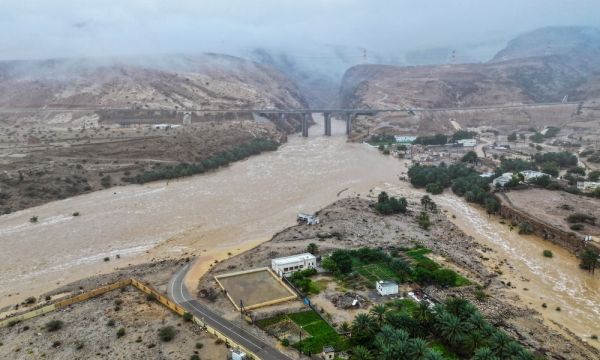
left=2, top=0, right=599, bottom=65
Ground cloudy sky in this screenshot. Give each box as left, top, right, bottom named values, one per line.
left=1, top=0, right=599, bottom=61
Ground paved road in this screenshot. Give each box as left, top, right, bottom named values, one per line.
left=168, top=262, right=293, bottom=360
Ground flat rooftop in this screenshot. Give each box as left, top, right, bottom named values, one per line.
left=272, top=253, right=316, bottom=265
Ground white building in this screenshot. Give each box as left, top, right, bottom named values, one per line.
left=520, top=170, right=551, bottom=182
left=457, top=139, right=476, bottom=147
left=577, top=181, right=600, bottom=192
left=395, top=135, right=417, bottom=144
left=376, top=280, right=399, bottom=296
left=231, top=349, right=247, bottom=360
left=298, top=213, right=320, bottom=225
left=493, top=172, right=514, bottom=187
left=271, top=253, right=317, bottom=277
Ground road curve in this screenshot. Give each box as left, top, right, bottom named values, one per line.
left=168, top=262, right=293, bottom=360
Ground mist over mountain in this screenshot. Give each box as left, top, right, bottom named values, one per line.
left=340, top=26, right=600, bottom=110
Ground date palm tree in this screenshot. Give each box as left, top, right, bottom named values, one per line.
left=369, top=304, right=387, bottom=327
left=351, top=313, right=377, bottom=346
left=471, top=347, right=500, bottom=360
left=351, top=345, right=372, bottom=360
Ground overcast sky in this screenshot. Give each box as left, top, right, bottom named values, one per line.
left=1, top=0, right=599, bottom=62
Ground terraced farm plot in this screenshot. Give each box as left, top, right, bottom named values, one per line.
left=356, top=263, right=399, bottom=283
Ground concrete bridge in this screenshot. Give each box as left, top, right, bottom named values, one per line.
left=0, top=102, right=579, bottom=137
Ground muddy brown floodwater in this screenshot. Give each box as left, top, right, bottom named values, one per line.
left=1, top=116, right=598, bottom=348
left=0, top=115, right=404, bottom=308
left=439, top=195, right=600, bottom=346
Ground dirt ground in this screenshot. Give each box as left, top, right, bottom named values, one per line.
left=0, top=119, right=282, bottom=214
left=216, top=269, right=295, bottom=308
left=504, top=188, right=600, bottom=237
left=196, top=197, right=600, bottom=360
left=0, top=284, right=228, bottom=360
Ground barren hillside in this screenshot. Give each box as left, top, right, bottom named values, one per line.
left=339, top=27, right=600, bottom=136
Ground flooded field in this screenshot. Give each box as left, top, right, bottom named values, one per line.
left=0, top=116, right=403, bottom=308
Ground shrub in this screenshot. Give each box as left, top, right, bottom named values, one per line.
left=195, top=342, right=204, bottom=349
left=45, top=320, right=64, bottom=332
left=183, top=312, right=193, bottom=322
left=107, top=319, right=115, bottom=327
left=30, top=216, right=38, bottom=223
left=570, top=223, right=584, bottom=231
left=425, top=182, right=443, bottom=194
left=518, top=222, right=534, bottom=235
left=417, top=211, right=431, bottom=230
left=190, top=355, right=200, bottom=360
left=543, top=250, right=553, bottom=258
left=24, top=296, right=36, bottom=304
left=158, top=326, right=176, bottom=342
left=567, top=213, right=596, bottom=225
left=52, top=340, right=61, bottom=348
left=72, top=212, right=80, bottom=217
left=281, top=338, right=290, bottom=346
left=117, top=328, right=126, bottom=338
left=146, top=293, right=157, bottom=302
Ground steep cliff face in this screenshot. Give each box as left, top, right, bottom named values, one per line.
left=339, top=26, right=600, bottom=110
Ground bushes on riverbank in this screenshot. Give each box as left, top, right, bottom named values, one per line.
left=407, top=163, right=500, bottom=214
left=123, top=138, right=279, bottom=184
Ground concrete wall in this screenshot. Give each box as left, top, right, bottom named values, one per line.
left=498, top=194, right=600, bottom=254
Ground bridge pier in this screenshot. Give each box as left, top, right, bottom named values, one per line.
left=324, top=112, right=331, bottom=136
left=345, top=113, right=353, bottom=136
left=302, top=113, right=309, bottom=137
left=278, top=112, right=285, bottom=129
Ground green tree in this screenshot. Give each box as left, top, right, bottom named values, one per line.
left=306, top=243, right=318, bottom=255
left=471, top=347, right=499, bottom=360
left=425, top=182, right=443, bottom=194
left=370, top=304, right=387, bottom=327
left=417, top=211, right=431, bottom=230
left=588, top=170, right=600, bottom=181
left=507, top=132, right=517, bottom=141
left=351, top=345, right=373, bottom=360
left=579, top=248, right=599, bottom=274
left=351, top=313, right=378, bottom=346
left=330, top=250, right=353, bottom=274
left=461, top=151, right=478, bottom=163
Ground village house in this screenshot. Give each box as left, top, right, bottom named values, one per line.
left=271, top=253, right=317, bottom=277
left=577, top=181, right=600, bottom=192
left=376, top=280, right=399, bottom=296
left=492, top=172, right=514, bottom=187
left=520, top=170, right=551, bottom=182
left=457, top=138, right=476, bottom=147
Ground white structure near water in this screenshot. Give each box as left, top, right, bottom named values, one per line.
left=577, top=181, right=600, bottom=192
left=520, top=170, right=550, bottom=182
left=376, top=280, right=399, bottom=296
left=457, top=139, right=476, bottom=147
left=271, top=253, right=317, bottom=277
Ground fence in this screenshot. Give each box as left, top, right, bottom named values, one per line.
left=1, top=277, right=262, bottom=359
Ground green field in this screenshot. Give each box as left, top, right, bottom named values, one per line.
left=355, top=262, right=399, bottom=283
left=257, top=310, right=347, bottom=354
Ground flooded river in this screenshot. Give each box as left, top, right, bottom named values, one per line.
left=437, top=194, right=600, bottom=345
left=1, top=115, right=598, bottom=346
left=0, top=115, right=403, bottom=307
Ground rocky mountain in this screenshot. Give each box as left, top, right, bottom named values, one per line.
left=0, top=53, right=308, bottom=112
left=340, top=26, right=600, bottom=110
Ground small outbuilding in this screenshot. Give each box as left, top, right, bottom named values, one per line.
left=321, top=345, right=336, bottom=360
left=376, top=280, right=399, bottom=296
